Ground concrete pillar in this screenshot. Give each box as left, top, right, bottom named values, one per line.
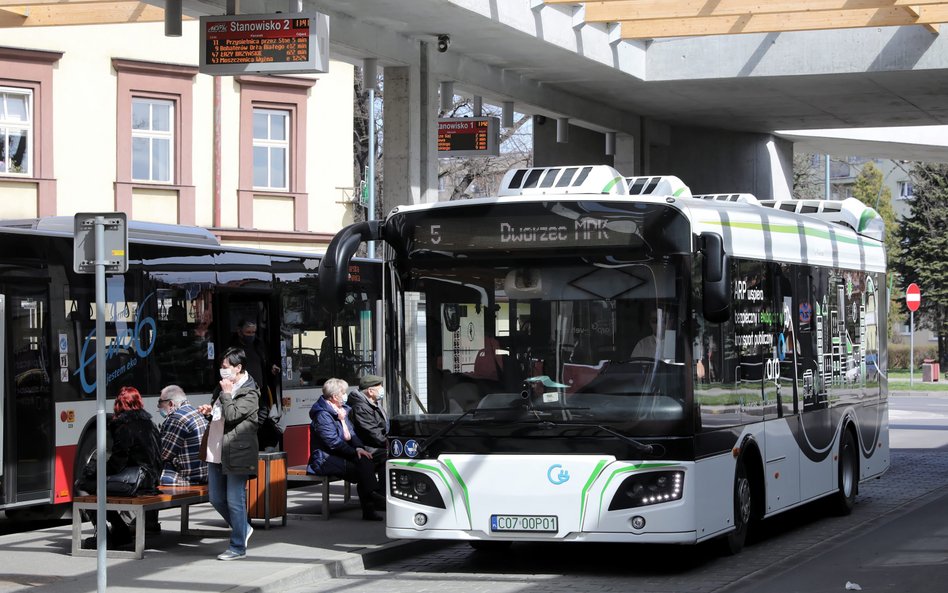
left=648, top=126, right=793, bottom=198
left=418, top=42, right=439, bottom=204
left=613, top=133, right=637, bottom=176
left=382, top=45, right=439, bottom=208
left=383, top=66, right=416, bottom=209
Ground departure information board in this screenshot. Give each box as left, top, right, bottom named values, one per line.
left=199, top=12, right=329, bottom=75
left=437, top=117, right=500, bottom=157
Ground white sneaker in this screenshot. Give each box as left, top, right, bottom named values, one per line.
left=217, top=549, right=245, bottom=561
left=245, top=524, right=253, bottom=548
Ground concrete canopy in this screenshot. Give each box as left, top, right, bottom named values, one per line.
left=2, top=0, right=947, bottom=158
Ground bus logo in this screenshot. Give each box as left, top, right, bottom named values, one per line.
left=75, top=292, right=157, bottom=393
left=405, top=439, right=419, bottom=458
left=547, top=464, right=570, bottom=485
left=391, top=439, right=404, bottom=457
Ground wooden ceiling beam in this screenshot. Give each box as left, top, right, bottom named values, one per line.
left=578, top=1, right=948, bottom=22
left=0, top=2, right=169, bottom=27
left=616, top=6, right=948, bottom=38
left=0, top=0, right=127, bottom=6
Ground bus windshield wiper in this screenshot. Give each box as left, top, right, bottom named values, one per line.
left=535, top=420, right=664, bottom=456
left=415, top=406, right=515, bottom=456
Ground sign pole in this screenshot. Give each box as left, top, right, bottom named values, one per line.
left=906, top=283, right=921, bottom=388
left=73, top=212, right=127, bottom=593
left=910, top=309, right=914, bottom=388
left=94, top=216, right=107, bottom=592
left=367, top=85, right=376, bottom=259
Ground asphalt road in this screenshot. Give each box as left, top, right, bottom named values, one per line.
left=721, top=487, right=948, bottom=593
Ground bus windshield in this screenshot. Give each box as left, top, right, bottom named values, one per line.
left=393, top=256, right=692, bottom=436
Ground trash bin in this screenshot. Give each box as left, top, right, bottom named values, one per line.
left=922, top=359, right=941, bottom=383
left=246, top=451, right=287, bottom=528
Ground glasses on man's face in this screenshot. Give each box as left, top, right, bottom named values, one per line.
left=158, top=399, right=173, bottom=407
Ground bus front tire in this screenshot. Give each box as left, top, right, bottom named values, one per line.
left=832, top=429, right=858, bottom=516
left=721, top=460, right=752, bottom=556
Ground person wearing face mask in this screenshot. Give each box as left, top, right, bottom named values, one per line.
left=230, top=319, right=282, bottom=451
left=157, top=384, right=209, bottom=486
left=197, top=347, right=260, bottom=560
left=348, top=374, right=388, bottom=492
left=307, top=377, right=385, bottom=521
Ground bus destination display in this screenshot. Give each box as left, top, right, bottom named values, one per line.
left=438, top=117, right=500, bottom=157
left=200, top=12, right=329, bottom=75
left=412, top=212, right=643, bottom=252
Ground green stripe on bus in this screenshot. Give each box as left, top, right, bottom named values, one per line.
left=441, top=458, right=472, bottom=524
left=601, top=176, right=624, bottom=193
left=705, top=220, right=884, bottom=248
left=579, top=459, right=609, bottom=525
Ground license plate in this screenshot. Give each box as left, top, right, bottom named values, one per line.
left=490, top=514, right=558, bottom=532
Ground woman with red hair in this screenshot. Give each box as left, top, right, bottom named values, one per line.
left=108, top=387, right=162, bottom=485
left=81, top=386, right=161, bottom=549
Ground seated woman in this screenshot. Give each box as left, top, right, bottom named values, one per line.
left=79, top=386, right=162, bottom=548
left=307, top=378, right=385, bottom=521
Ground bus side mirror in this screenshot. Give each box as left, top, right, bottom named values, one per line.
left=699, top=232, right=730, bottom=323
left=318, top=221, right=382, bottom=313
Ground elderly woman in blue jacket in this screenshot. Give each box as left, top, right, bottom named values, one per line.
left=308, top=377, right=384, bottom=520
left=198, top=347, right=259, bottom=560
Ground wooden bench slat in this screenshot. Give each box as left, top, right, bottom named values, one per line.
left=72, top=484, right=211, bottom=559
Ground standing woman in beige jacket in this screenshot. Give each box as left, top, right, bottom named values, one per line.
left=199, top=347, right=260, bottom=560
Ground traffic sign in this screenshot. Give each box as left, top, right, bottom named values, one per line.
left=73, top=213, right=128, bottom=274
left=906, top=283, right=921, bottom=312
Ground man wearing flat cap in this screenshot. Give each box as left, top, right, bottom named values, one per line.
left=349, top=374, right=388, bottom=490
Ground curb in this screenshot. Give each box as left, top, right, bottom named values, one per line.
left=235, top=538, right=445, bottom=593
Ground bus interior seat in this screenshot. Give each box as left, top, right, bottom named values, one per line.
left=444, top=379, right=481, bottom=413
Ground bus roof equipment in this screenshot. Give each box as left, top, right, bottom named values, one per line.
left=499, top=165, right=628, bottom=196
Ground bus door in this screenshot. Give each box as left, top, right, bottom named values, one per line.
left=218, top=293, right=279, bottom=394
left=217, top=292, right=281, bottom=449
left=763, top=265, right=801, bottom=512
left=1, top=286, right=54, bottom=509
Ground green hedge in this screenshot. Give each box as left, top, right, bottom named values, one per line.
left=888, top=343, right=940, bottom=370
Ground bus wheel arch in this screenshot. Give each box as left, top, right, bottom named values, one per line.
left=72, top=420, right=99, bottom=495
left=832, top=424, right=859, bottom=515
left=721, top=441, right=763, bottom=556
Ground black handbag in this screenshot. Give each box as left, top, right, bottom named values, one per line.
left=105, top=465, right=148, bottom=496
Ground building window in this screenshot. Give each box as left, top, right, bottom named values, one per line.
left=0, top=87, right=32, bottom=176
left=132, top=97, right=174, bottom=183
left=898, top=181, right=913, bottom=200
left=253, top=108, right=289, bottom=190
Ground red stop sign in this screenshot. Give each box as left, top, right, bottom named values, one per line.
left=906, top=283, right=921, bottom=312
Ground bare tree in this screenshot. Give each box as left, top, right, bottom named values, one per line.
left=353, top=67, right=384, bottom=223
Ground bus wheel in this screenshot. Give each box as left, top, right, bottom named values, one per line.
left=469, top=541, right=512, bottom=552
left=832, top=429, right=858, bottom=515
left=722, top=460, right=752, bottom=556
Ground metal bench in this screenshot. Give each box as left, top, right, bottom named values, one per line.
left=286, top=465, right=351, bottom=520
left=71, top=484, right=209, bottom=559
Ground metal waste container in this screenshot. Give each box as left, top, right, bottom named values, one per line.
left=922, top=359, right=941, bottom=383
left=246, top=451, right=287, bottom=528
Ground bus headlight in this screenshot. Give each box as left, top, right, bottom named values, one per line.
left=390, top=469, right=445, bottom=508
left=609, top=470, right=684, bottom=510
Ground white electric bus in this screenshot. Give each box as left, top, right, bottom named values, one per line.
left=319, top=165, right=889, bottom=553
